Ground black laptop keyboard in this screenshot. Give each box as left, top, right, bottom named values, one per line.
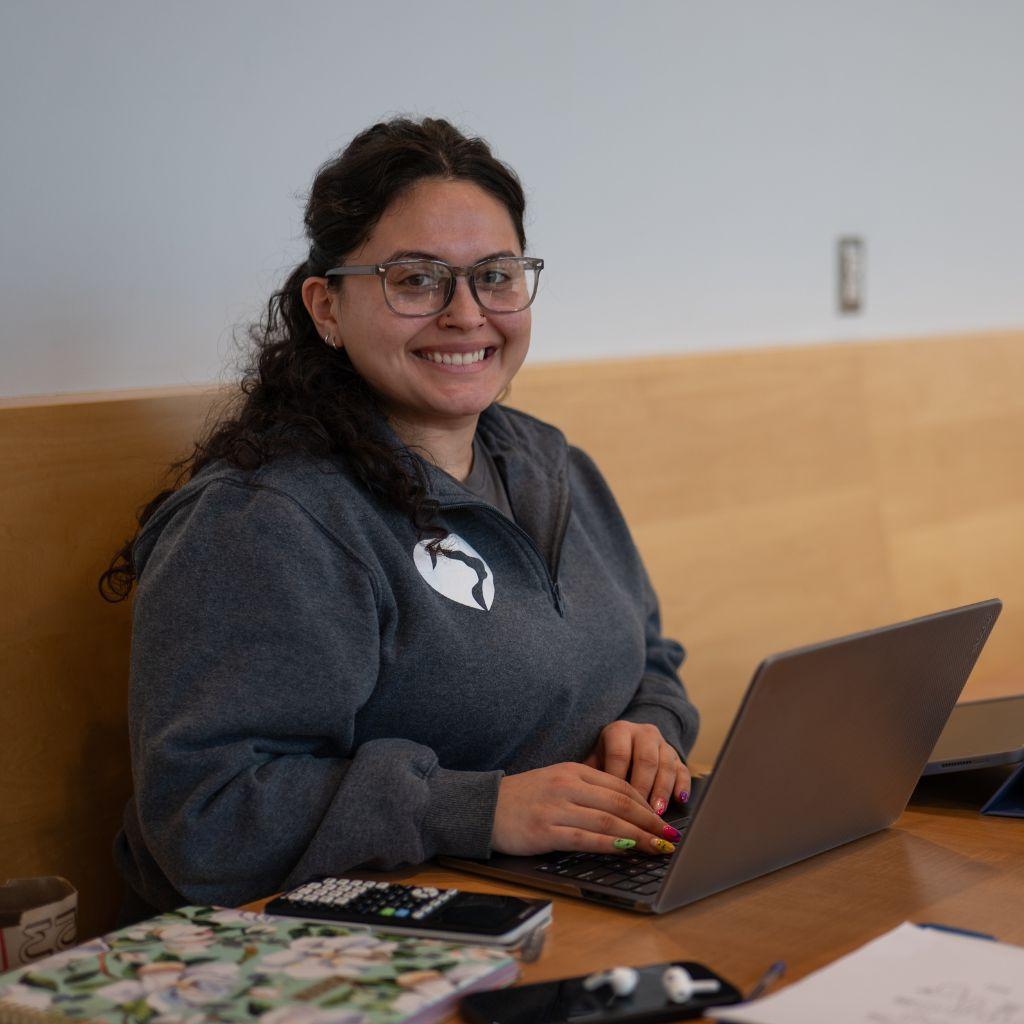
left=534, top=822, right=689, bottom=897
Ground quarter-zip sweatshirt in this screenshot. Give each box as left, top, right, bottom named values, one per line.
left=114, top=403, right=698, bottom=910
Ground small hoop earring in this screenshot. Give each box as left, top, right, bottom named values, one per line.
left=324, top=333, right=335, bottom=348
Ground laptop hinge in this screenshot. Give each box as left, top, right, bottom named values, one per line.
left=581, top=890, right=655, bottom=913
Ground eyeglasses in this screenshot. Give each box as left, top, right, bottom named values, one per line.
left=324, top=256, right=544, bottom=317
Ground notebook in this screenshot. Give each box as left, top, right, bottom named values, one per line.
left=0, top=904, right=517, bottom=1024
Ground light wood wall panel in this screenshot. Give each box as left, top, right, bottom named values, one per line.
left=509, top=331, right=1024, bottom=760
left=0, top=388, right=219, bottom=940
left=2, top=331, right=1021, bottom=939
left=860, top=334, right=1024, bottom=695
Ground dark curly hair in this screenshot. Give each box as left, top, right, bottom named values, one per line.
left=99, top=117, right=527, bottom=602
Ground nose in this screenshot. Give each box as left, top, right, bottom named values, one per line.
left=439, top=274, right=486, bottom=328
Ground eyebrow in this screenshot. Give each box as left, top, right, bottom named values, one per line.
left=382, top=249, right=519, bottom=264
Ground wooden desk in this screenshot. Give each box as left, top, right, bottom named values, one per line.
left=250, top=768, right=1024, bottom=1020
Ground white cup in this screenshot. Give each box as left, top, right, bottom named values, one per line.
left=0, top=877, right=78, bottom=972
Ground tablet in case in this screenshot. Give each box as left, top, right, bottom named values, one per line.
left=981, top=761, right=1024, bottom=818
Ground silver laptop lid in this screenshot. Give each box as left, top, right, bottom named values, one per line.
left=656, top=599, right=1002, bottom=912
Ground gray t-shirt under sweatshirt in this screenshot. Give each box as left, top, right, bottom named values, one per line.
left=115, top=403, right=698, bottom=911
left=459, top=435, right=514, bottom=521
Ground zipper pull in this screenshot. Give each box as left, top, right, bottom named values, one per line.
left=553, top=581, right=565, bottom=616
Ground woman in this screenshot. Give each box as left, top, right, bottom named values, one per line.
left=105, top=117, right=699, bottom=915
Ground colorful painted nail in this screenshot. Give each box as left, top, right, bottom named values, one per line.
left=651, top=837, right=676, bottom=854
left=662, top=824, right=681, bottom=842
left=613, top=838, right=637, bottom=850
left=653, top=797, right=666, bottom=816
left=678, top=790, right=690, bottom=804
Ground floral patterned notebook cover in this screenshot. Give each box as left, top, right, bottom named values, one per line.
left=0, top=905, right=518, bottom=1024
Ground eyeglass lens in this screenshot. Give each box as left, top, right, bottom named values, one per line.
left=383, top=258, right=539, bottom=316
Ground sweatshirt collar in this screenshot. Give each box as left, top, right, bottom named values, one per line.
left=380, top=404, right=571, bottom=575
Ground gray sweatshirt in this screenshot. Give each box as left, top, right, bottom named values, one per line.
left=114, top=404, right=698, bottom=910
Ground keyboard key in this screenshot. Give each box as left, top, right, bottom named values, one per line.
left=558, top=863, right=598, bottom=878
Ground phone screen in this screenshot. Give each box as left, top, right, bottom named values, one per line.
left=461, top=961, right=742, bottom=1024
left=428, top=892, right=546, bottom=934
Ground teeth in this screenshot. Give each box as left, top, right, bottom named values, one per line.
left=418, top=348, right=488, bottom=365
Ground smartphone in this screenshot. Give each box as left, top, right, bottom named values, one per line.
left=265, top=877, right=552, bottom=946
left=461, top=960, right=742, bottom=1023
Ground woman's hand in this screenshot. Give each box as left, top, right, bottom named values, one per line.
left=490, top=762, right=680, bottom=857
left=584, top=721, right=691, bottom=817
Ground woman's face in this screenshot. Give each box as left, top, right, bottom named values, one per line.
left=328, top=178, right=531, bottom=434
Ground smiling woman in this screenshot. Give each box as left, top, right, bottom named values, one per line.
left=101, top=117, right=699, bottom=920
left=301, top=178, right=535, bottom=476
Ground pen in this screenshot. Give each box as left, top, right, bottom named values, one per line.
left=746, top=960, right=786, bottom=1001
left=916, top=922, right=996, bottom=941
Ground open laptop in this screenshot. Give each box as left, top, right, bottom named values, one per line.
left=441, top=599, right=1002, bottom=913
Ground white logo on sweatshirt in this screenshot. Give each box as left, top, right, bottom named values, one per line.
left=413, top=534, right=495, bottom=612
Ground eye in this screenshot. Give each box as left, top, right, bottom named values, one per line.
left=389, top=264, right=447, bottom=290
left=397, top=273, right=439, bottom=289
left=476, top=260, right=524, bottom=288
left=478, top=269, right=511, bottom=286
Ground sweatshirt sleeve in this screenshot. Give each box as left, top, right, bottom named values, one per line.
left=618, top=564, right=700, bottom=762
left=128, top=479, right=501, bottom=908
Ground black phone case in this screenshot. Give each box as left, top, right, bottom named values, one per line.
left=460, top=960, right=743, bottom=1024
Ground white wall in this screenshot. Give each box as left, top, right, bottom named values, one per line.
left=1, top=0, right=1022, bottom=398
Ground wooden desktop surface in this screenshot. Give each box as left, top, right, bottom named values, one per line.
left=248, top=769, right=1024, bottom=1021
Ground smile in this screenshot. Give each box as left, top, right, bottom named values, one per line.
left=413, top=347, right=496, bottom=367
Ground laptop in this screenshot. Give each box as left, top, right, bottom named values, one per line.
left=441, top=599, right=1002, bottom=913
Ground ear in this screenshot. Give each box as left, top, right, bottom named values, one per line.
left=301, top=276, right=342, bottom=347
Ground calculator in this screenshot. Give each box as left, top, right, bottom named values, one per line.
left=265, top=877, right=552, bottom=945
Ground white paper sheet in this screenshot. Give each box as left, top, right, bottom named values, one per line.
left=710, top=922, right=1024, bottom=1024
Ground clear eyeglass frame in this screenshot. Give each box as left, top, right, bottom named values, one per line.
left=323, top=255, right=544, bottom=317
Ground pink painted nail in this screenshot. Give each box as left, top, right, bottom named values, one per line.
left=662, top=824, right=681, bottom=842
left=653, top=797, right=666, bottom=816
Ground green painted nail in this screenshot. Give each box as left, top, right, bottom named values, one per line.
left=613, top=838, right=636, bottom=850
